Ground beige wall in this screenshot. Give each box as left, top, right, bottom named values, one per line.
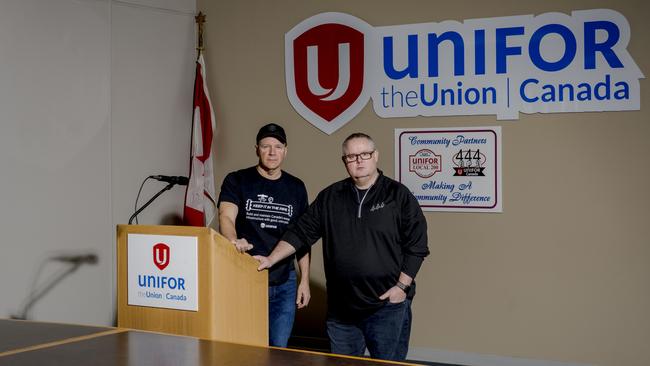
left=197, top=1, right=649, bottom=365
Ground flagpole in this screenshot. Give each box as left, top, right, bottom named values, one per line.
left=195, top=11, right=205, bottom=58
left=184, top=10, right=217, bottom=227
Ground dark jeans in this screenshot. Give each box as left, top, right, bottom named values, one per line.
left=268, top=270, right=297, bottom=347
left=326, top=299, right=412, bottom=361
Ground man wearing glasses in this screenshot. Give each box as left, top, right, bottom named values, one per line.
left=254, top=132, right=429, bottom=361
left=217, top=123, right=311, bottom=347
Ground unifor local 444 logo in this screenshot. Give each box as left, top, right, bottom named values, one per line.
left=285, top=13, right=372, bottom=135
left=409, top=149, right=442, bottom=178
left=453, top=149, right=486, bottom=176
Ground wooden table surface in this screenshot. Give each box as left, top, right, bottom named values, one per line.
left=0, top=320, right=416, bottom=366
left=0, top=319, right=111, bottom=353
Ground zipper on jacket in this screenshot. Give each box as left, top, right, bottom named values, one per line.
left=354, top=186, right=372, bottom=218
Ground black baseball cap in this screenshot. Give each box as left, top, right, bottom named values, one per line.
left=256, top=123, right=287, bottom=145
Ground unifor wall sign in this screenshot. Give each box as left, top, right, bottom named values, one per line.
left=396, top=127, right=502, bottom=212
left=285, top=10, right=644, bottom=134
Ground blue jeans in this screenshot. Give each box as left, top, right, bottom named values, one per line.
left=268, top=270, right=297, bottom=347
left=326, top=299, right=412, bottom=361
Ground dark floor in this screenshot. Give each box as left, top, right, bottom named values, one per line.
left=288, top=335, right=467, bottom=366
left=409, top=360, right=465, bottom=366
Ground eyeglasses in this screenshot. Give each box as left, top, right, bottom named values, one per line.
left=342, top=150, right=375, bottom=163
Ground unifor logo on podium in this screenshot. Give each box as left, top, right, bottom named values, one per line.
left=153, top=243, right=170, bottom=270
left=127, top=234, right=198, bottom=311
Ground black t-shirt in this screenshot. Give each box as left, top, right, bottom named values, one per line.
left=218, top=166, right=308, bottom=285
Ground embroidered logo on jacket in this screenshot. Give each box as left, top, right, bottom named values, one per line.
left=370, top=202, right=385, bottom=211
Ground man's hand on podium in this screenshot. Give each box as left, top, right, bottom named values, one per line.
left=231, top=238, right=253, bottom=253
left=253, top=255, right=271, bottom=271
left=253, top=241, right=296, bottom=271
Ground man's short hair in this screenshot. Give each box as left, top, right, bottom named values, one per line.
left=342, top=132, right=375, bottom=151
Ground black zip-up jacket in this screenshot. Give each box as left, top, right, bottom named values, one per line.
left=281, top=171, right=429, bottom=321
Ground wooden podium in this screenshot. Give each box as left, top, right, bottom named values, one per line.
left=116, top=224, right=268, bottom=346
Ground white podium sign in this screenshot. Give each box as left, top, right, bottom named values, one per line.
left=127, top=233, right=199, bottom=311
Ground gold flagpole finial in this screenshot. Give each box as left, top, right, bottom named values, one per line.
left=195, top=12, right=206, bottom=55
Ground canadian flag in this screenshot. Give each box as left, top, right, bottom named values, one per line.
left=183, top=54, right=216, bottom=226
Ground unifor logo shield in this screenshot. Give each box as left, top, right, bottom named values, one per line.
left=286, top=13, right=372, bottom=135
left=153, top=243, right=170, bottom=271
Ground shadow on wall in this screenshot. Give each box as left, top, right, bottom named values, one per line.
left=289, top=280, right=329, bottom=352
left=160, top=213, right=184, bottom=226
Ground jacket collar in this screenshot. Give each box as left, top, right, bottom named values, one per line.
left=345, top=169, right=385, bottom=195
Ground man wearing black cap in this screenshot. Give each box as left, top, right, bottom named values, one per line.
left=217, top=123, right=310, bottom=347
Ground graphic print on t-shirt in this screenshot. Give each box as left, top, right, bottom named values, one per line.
left=245, top=194, right=294, bottom=229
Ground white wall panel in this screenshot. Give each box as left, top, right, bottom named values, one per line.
left=0, top=0, right=196, bottom=326
left=0, top=0, right=112, bottom=324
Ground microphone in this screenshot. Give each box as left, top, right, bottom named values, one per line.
left=150, top=175, right=189, bottom=186
left=51, top=254, right=99, bottom=264
left=128, top=175, right=187, bottom=224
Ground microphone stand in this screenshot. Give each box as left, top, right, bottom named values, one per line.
left=128, top=182, right=176, bottom=224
